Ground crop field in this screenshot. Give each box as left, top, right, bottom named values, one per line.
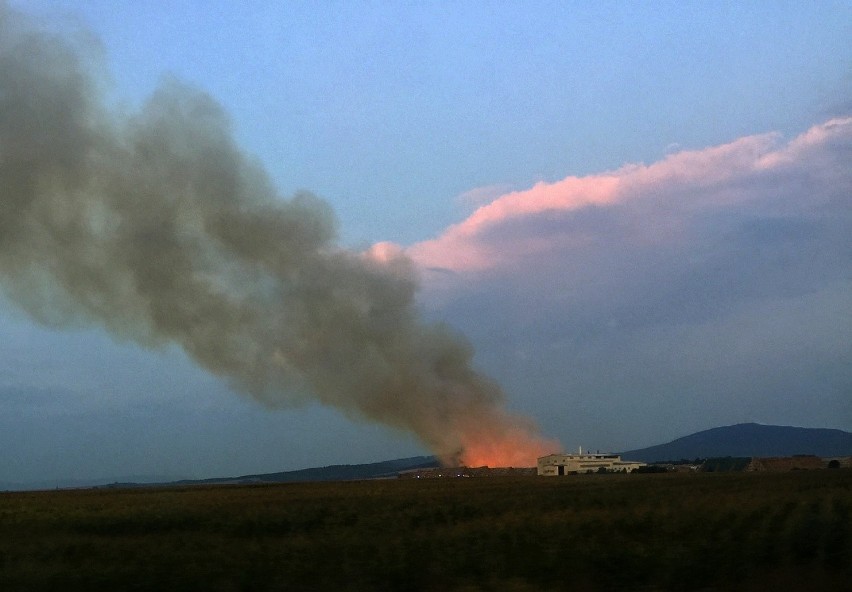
left=1, top=470, right=850, bottom=591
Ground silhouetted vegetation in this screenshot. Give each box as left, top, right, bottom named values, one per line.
left=635, top=464, right=669, bottom=473
left=1, top=470, right=850, bottom=591
left=701, top=456, right=752, bottom=472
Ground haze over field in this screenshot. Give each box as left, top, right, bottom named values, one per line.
left=1, top=1, right=850, bottom=484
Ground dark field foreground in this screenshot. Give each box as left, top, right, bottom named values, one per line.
left=1, top=470, right=850, bottom=591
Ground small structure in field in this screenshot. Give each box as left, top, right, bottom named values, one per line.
left=537, top=450, right=645, bottom=476
left=824, top=456, right=852, bottom=469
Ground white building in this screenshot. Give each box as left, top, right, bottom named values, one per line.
left=537, top=451, right=645, bottom=476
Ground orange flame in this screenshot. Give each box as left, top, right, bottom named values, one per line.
left=452, top=413, right=561, bottom=468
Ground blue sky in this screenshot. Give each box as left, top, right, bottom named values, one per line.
left=1, top=1, right=850, bottom=485
left=22, top=0, right=849, bottom=245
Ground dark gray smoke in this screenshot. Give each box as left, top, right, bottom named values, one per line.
left=0, top=5, right=555, bottom=466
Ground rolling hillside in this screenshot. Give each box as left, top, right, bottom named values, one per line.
left=8, top=424, right=851, bottom=491
left=620, top=423, right=852, bottom=463
left=160, top=455, right=440, bottom=487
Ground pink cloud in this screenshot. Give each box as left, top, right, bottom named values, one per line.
left=406, top=118, right=852, bottom=274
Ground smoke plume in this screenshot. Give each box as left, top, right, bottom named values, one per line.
left=0, top=5, right=556, bottom=466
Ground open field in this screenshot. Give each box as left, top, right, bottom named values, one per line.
left=1, top=470, right=850, bottom=591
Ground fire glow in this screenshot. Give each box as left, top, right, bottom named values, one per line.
left=454, top=412, right=560, bottom=468
left=459, top=433, right=559, bottom=469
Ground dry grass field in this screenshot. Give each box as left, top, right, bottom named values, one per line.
left=1, top=469, right=850, bottom=591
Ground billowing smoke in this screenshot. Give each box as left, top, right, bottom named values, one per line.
left=0, top=6, right=556, bottom=466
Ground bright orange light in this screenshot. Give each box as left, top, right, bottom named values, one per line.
left=455, top=417, right=560, bottom=468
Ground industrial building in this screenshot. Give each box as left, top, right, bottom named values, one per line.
left=537, top=451, right=645, bottom=476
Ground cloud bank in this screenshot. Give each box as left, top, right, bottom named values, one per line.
left=406, top=118, right=852, bottom=444
left=410, top=118, right=851, bottom=276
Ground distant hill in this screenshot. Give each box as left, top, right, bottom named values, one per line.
left=0, top=474, right=185, bottom=492
left=3, top=458, right=441, bottom=492
left=9, top=423, right=851, bottom=492
left=158, top=456, right=440, bottom=487
left=621, top=423, right=852, bottom=463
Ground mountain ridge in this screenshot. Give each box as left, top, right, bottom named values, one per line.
left=163, top=455, right=440, bottom=486
left=620, top=423, right=852, bottom=463
left=5, top=424, right=850, bottom=491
